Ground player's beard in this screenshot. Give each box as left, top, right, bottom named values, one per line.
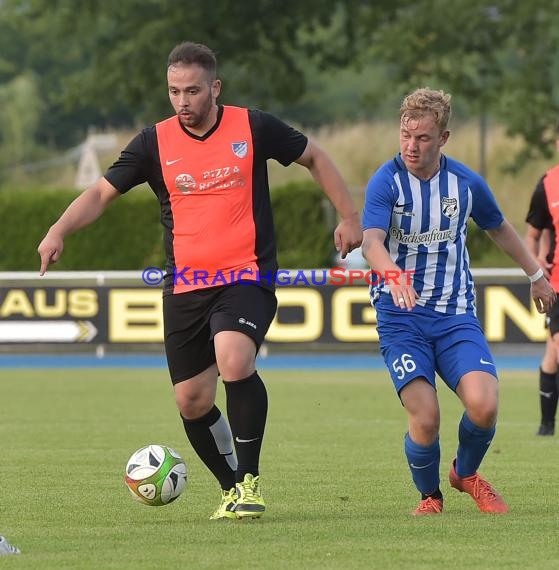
left=179, top=92, right=214, bottom=130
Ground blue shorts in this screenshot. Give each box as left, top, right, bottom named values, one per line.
left=375, top=298, right=497, bottom=395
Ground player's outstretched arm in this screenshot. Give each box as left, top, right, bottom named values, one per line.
left=294, top=138, right=362, bottom=258
left=38, top=177, right=121, bottom=275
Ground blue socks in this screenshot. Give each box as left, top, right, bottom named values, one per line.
left=405, top=413, right=496, bottom=495
left=456, top=412, right=495, bottom=477
left=404, top=433, right=440, bottom=496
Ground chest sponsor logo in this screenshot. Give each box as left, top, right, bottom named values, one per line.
left=175, top=166, right=245, bottom=194
left=389, top=226, right=455, bottom=246
left=232, top=141, right=248, bottom=158
left=175, top=173, right=197, bottom=194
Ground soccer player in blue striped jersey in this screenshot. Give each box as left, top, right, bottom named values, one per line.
left=362, top=88, right=556, bottom=515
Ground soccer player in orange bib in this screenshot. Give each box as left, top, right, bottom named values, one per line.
left=38, top=41, right=362, bottom=520
left=525, top=121, right=559, bottom=436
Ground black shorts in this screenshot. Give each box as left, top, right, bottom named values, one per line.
left=163, top=283, right=278, bottom=383
left=547, top=299, right=559, bottom=336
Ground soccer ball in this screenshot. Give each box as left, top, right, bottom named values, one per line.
left=124, top=444, right=187, bottom=506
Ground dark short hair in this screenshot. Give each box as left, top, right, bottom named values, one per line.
left=167, top=42, right=217, bottom=78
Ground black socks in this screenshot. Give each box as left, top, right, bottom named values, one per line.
left=224, top=371, right=268, bottom=482
left=181, top=405, right=237, bottom=490
left=539, top=368, right=558, bottom=427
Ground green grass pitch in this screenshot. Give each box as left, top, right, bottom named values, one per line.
left=0, top=366, right=557, bottom=569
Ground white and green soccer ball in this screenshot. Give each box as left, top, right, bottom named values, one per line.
left=125, top=444, right=187, bottom=506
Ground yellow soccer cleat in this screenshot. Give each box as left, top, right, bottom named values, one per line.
left=234, top=474, right=265, bottom=519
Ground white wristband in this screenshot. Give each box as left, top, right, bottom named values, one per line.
left=528, top=268, right=544, bottom=283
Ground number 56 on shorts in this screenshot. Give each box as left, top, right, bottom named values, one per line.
left=392, top=353, right=417, bottom=380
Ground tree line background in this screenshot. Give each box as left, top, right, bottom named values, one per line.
left=1, top=0, right=559, bottom=268
left=1, top=0, right=558, bottom=170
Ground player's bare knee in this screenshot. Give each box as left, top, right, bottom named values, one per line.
left=174, top=381, right=216, bottom=419
left=216, top=352, right=255, bottom=380
left=176, top=396, right=213, bottom=420
left=466, top=403, right=498, bottom=429
left=409, top=413, right=440, bottom=443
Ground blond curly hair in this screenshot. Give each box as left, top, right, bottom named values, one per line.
left=400, top=88, right=452, bottom=132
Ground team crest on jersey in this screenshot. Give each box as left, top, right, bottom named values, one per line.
left=175, top=173, right=197, bottom=194
left=232, top=141, right=248, bottom=158
left=441, top=197, right=458, bottom=219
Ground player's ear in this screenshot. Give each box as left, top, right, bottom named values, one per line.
left=440, top=129, right=450, bottom=147
left=211, top=79, right=221, bottom=99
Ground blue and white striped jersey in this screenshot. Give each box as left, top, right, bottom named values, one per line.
left=362, top=154, right=504, bottom=314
